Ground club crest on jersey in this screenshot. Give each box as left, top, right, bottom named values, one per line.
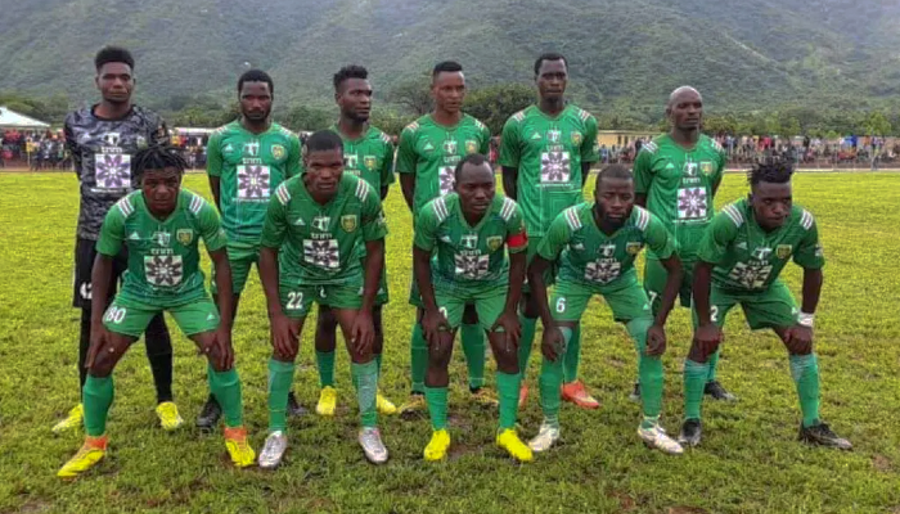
left=776, top=244, right=793, bottom=259
left=461, top=234, right=478, bottom=249
left=571, top=131, right=583, bottom=146
left=344, top=154, right=359, bottom=169
left=547, top=130, right=561, bottom=143
left=152, top=231, right=171, bottom=247
left=443, top=140, right=458, bottom=155
left=103, top=132, right=121, bottom=146
left=341, top=215, right=358, bottom=233
left=243, top=141, right=260, bottom=157
left=271, top=144, right=286, bottom=161
left=312, top=216, right=331, bottom=232
left=176, top=229, right=194, bottom=246
left=487, top=236, right=503, bottom=252
left=700, top=161, right=714, bottom=175
left=683, top=162, right=698, bottom=176
left=626, top=242, right=643, bottom=256
left=364, top=155, right=377, bottom=170
left=465, top=140, right=478, bottom=154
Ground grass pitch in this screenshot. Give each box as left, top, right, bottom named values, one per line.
left=0, top=172, right=898, bottom=513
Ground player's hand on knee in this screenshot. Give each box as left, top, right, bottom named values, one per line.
left=783, top=325, right=813, bottom=355
left=350, top=310, right=375, bottom=358
left=208, top=328, right=234, bottom=370
left=85, top=324, right=113, bottom=369
left=541, top=325, right=565, bottom=362
left=491, top=310, right=521, bottom=347
left=693, top=323, right=723, bottom=362
left=270, top=313, right=299, bottom=361
left=421, top=308, right=449, bottom=348
left=645, top=324, right=667, bottom=356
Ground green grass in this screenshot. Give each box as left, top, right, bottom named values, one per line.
left=1, top=172, right=899, bottom=514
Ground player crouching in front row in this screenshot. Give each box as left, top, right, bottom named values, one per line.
left=527, top=164, right=686, bottom=455
left=59, top=145, right=254, bottom=478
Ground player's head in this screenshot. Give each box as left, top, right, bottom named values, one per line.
left=237, top=69, right=274, bottom=123
left=748, top=158, right=793, bottom=231
left=303, top=130, right=344, bottom=197
left=94, top=46, right=135, bottom=105
left=454, top=153, right=495, bottom=217
left=432, top=61, right=466, bottom=114
left=133, top=145, right=186, bottom=213
left=594, top=164, right=635, bottom=227
left=334, top=65, right=372, bottom=123
left=534, top=52, right=568, bottom=101
left=666, top=86, right=703, bottom=132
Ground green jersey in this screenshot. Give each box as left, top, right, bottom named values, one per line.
left=260, top=173, right=387, bottom=286
left=328, top=124, right=395, bottom=192
left=96, top=190, right=227, bottom=307
left=414, top=193, right=528, bottom=289
left=633, top=134, right=726, bottom=259
left=396, top=113, right=491, bottom=214
left=206, top=121, right=302, bottom=243
left=698, top=198, right=824, bottom=292
left=538, top=204, right=675, bottom=291
left=498, top=104, right=600, bottom=237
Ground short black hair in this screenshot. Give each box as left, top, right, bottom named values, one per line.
left=748, top=158, right=793, bottom=187
left=334, top=65, right=368, bottom=91
left=453, top=153, right=491, bottom=184
left=305, top=130, right=344, bottom=154
left=433, top=61, right=463, bottom=79
left=133, top=144, right=187, bottom=183
left=237, top=69, right=274, bottom=95
left=595, top=164, right=633, bottom=189
left=534, top=52, right=567, bottom=76
left=95, top=46, right=134, bottom=72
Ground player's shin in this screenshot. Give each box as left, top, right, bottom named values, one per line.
left=497, top=371, right=521, bottom=429
left=267, top=359, right=294, bottom=432
left=351, top=359, right=378, bottom=427
left=683, top=358, right=709, bottom=421
left=628, top=319, right=662, bottom=425
left=83, top=375, right=114, bottom=437
left=461, top=324, right=486, bottom=390
left=517, top=315, right=537, bottom=379
left=315, top=351, right=336, bottom=388
left=424, top=385, right=449, bottom=430
left=706, top=348, right=721, bottom=383
left=539, top=326, right=571, bottom=427
left=789, top=353, right=821, bottom=427
left=208, top=364, right=244, bottom=428
left=562, top=324, right=582, bottom=383
left=410, top=323, right=427, bottom=394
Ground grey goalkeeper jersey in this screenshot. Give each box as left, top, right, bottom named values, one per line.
left=64, top=105, right=168, bottom=240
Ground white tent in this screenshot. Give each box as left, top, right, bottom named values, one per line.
left=0, top=106, right=50, bottom=129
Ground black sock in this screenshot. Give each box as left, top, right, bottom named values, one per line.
left=145, top=313, right=174, bottom=403
left=78, top=308, right=92, bottom=399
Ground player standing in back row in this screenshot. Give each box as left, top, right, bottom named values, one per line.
left=396, top=61, right=495, bottom=415
left=500, top=53, right=600, bottom=409
left=198, top=69, right=304, bottom=430
left=632, top=86, right=734, bottom=402
left=57, top=46, right=178, bottom=434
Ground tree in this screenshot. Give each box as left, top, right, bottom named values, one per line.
left=463, top=84, right=534, bottom=134
left=388, top=74, right=432, bottom=116
left=282, top=105, right=332, bottom=132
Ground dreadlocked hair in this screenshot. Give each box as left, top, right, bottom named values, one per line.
left=748, top=157, right=793, bottom=187
left=132, top=144, right=187, bottom=184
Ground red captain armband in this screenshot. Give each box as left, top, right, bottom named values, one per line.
left=507, top=232, right=528, bottom=250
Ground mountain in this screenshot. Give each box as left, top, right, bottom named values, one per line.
left=1, top=0, right=898, bottom=113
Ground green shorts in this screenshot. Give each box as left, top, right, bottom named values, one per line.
left=551, top=277, right=652, bottom=323
left=211, top=240, right=259, bottom=295
left=435, top=282, right=506, bottom=332
left=279, top=280, right=363, bottom=319
left=644, top=256, right=695, bottom=313
left=524, top=235, right=557, bottom=294
left=692, top=280, right=798, bottom=330
left=103, top=295, right=220, bottom=338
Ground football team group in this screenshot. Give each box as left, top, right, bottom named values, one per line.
left=53, top=45, right=852, bottom=478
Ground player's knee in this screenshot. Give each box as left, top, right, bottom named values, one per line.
left=428, top=340, right=452, bottom=368
left=349, top=350, right=374, bottom=365
left=492, top=342, right=519, bottom=374
left=206, top=347, right=232, bottom=372
left=88, top=352, right=118, bottom=377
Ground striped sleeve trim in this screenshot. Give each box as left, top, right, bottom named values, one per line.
left=474, top=119, right=487, bottom=131
left=406, top=121, right=419, bottom=132
left=433, top=197, right=449, bottom=223
left=578, top=108, right=590, bottom=121
left=512, top=110, right=525, bottom=122
left=800, top=209, right=814, bottom=230
left=275, top=183, right=291, bottom=206
left=634, top=207, right=650, bottom=231
left=564, top=206, right=582, bottom=231
left=644, top=141, right=658, bottom=154
left=188, top=193, right=204, bottom=215
left=117, top=195, right=134, bottom=217
left=499, top=197, right=517, bottom=222
left=380, top=133, right=392, bottom=144
left=355, top=178, right=371, bottom=201
left=722, top=203, right=744, bottom=227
